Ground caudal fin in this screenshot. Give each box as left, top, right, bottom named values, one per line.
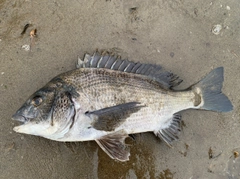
left=192, top=67, right=233, bottom=112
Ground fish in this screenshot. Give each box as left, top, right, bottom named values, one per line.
left=12, top=50, right=233, bottom=162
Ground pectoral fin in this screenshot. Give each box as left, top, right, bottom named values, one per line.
left=86, top=102, right=145, bottom=131
left=95, top=130, right=130, bottom=162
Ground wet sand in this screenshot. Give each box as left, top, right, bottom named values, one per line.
left=0, top=0, right=240, bottom=178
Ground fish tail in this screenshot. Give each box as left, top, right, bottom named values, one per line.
left=191, top=67, right=233, bottom=112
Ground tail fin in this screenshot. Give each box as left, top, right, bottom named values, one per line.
left=191, top=67, right=233, bottom=112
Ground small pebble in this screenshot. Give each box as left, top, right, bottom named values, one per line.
left=226, top=6, right=230, bottom=10
left=22, top=44, right=30, bottom=51
left=212, top=24, right=222, bottom=35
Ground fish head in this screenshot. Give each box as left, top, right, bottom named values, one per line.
left=12, top=81, right=76, bottom=140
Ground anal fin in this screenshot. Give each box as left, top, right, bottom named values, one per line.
left=154, top=114, right=182, bottom=147
left=95, top=130, right=130, bottom=162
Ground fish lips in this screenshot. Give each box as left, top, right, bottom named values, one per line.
left=12, top=104, right=38, bottom=124
left=12, top=113, right=30, bottom=123
left=12, top=113, right=33, bottom=133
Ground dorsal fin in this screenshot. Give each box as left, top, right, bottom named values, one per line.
left=77, top=50, right=182, bottom=89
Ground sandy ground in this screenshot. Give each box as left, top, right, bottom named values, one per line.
left=0, top=0, right=240, bottom=178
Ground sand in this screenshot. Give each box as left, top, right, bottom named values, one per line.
left=0, top=0, right=240, bottom=178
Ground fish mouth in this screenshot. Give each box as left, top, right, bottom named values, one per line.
left=12, top=114, right=30, bottom=124
left=12, top=114, right=31, bottom=132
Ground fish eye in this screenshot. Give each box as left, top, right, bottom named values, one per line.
left=31, top=96, right=43, bottom=107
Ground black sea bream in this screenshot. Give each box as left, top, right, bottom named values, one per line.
left=12, top=51, right=233, bottom=161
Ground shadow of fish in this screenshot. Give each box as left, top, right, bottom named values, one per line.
left=12, top=50, right=233, bottom=162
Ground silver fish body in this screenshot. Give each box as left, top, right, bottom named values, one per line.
left=12, top=51, right=233, bottom=161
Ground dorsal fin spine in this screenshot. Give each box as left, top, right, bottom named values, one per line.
left=104, top=56, right=111, bottom=68
left=124, top=63, right=131, bottom=72
left=118, top=60, right=125, bottom=71
left=97, top=56, right=103, bottom=68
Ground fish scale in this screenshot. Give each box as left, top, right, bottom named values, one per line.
left=58, top=68, right=198, bottom=134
